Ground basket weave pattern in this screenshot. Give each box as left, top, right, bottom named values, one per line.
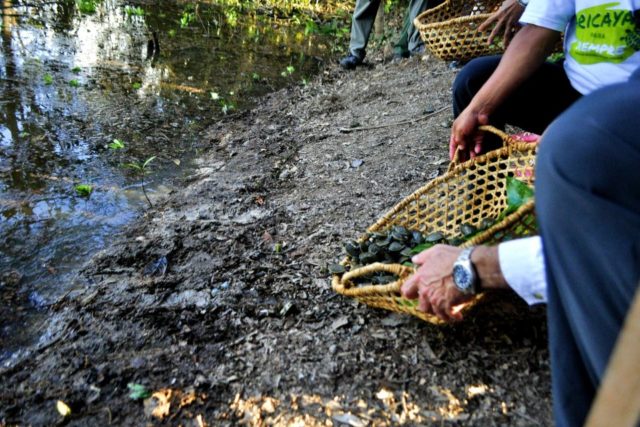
left=414, top=0, right=505, bottom=62
left=332, top=126, right=537, bottom=323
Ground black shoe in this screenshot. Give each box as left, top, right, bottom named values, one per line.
left=339, top=54, right=363, bottom=70
left=391, top=51, right=410, bottom=64
left=409, top=45, right=426, bottom=58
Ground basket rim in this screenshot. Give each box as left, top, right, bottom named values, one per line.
left=415, top=11, right=494, bottom=30
left=368, top=141, right=535, bottom=234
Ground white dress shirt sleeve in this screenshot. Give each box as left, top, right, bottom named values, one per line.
left=498, top=236, right=547, bottom=305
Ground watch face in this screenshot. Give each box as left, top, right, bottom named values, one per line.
left=453, top=264, right=471, bottom=290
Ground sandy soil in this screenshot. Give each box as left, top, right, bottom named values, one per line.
left=0, top=54, right=551, bottom=426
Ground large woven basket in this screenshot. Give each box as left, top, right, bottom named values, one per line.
left=414, top=0, right=506, bottom=62
left=331, top=126, right=538, bottom=323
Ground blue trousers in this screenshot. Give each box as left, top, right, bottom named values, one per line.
left=452, top=56, right=582, bottom=134
left=536, top=71, right=640, bottom=426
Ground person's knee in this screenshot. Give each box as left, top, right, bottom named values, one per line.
left=452, top=56, right=501, bottom=116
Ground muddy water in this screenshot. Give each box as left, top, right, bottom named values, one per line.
left=0, top=0, right=341, bottom=359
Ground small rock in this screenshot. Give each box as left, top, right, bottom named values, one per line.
left=351, top=159, right=364, bottom=168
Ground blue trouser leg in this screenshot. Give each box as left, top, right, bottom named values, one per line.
left=452, top=56, right=581, bottom=134
left=536, top=74, right=640, bottom=427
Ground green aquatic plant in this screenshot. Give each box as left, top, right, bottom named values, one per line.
left=108, top=139, right=125, bottom=150
left=43, top=74, right=53, bottom=85
left=132, top=82, right=142, bottom=90
left=123, top=156, right=156, bottom=208
left=71, top=66, right=81, bottom=74
left=69, top=79, right=80, bottom=87
left=74, top=184, right=93, bottom=197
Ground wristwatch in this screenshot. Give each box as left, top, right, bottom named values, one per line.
left=452, top=247, right=479, bottom=294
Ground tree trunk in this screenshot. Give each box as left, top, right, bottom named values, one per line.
left=374, top=3, right=384, bottom=37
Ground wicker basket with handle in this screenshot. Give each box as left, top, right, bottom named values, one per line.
left=414, top=0, right=507, bottom=62
left=331, top=126, right=538, bottom=323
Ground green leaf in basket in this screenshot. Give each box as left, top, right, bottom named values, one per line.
left=497, top=177, right=535, bottom=221
left=506, top=176, right=534, bottom=212
left=410, top=242, right=435, bottom=254
left=402, top=262, right=417, bottom=268
left=396, top=298, right=418, bottom=308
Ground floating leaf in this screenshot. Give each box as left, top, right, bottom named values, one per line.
left=71, top=66, right=81, bottom=74
left=56, top=400, right=71, bottom=417
left=132, top=82, right=142, bottom=90
left=69, top=79, right=80, bottom=87
left=74, top=184, right=93, bottom=197
left=127, top=383, right=151, bottom=400
left=43, top=74, right=53, bottom=85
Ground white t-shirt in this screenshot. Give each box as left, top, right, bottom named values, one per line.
left=520, top=0, right=640, bottom=94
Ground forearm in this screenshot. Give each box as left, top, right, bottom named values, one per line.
left=466, top=24, right=561, bottom=118
left=471, top=246, right=510, bottom=290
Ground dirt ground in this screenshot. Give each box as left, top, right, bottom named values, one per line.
left=0, top=53, right=551, bottom=426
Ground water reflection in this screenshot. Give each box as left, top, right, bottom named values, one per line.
left=0, top=0, right=337, bottom=358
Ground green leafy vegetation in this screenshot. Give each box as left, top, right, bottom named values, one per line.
left=180, top=5, right=195, bottom=28
left=108, top=139, right=125, bottom=150
left=69, top=79, right=80, bottom=87
left=123, top=156, right=156, bottom=207
left=43, top=74, right=53, bottom=85
left=124, top=5, right=145, bottom=16
left=74, top=184, right=93, bottom=197
left=77, top=0, right=97, bottom=14
left=71, top=66, right=82, bottom=74
left=505, top=176, right=535, bottom=215
left=547, top=52, right=565, bottom=63
left=132, top=82, right=142, bottom=90
left=127, top=383, right=151, bottom=400
left=280, top=65, right=295, bottom=77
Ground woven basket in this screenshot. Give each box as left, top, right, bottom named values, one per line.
left=414, top=0, right=506, bottom=62
left=331, top=126, right=538, bottom=323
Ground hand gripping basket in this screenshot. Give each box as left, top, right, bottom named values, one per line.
left=331, top=126, right=538, bottom=323
left=414, top=0, right=506, bottom=62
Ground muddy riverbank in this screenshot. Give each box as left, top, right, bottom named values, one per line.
left=0, top=54, right=551, bottom=426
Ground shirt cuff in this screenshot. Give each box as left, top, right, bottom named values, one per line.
left=498, top=236, right=547, bottom=305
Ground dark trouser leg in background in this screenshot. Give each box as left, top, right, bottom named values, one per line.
left=348, top=0, right=381, bottom=60
left=452, top=56, right=582, bottom=134
left=406, top=0, right=442, bottom=54
left=536, top=76, right=640, bottom=427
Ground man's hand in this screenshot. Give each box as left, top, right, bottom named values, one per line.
left=400, top=245, right=475, bottom=322
left=449, top=108, right=490, bottom=161
left=479, top=0, right=525, bottom=47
